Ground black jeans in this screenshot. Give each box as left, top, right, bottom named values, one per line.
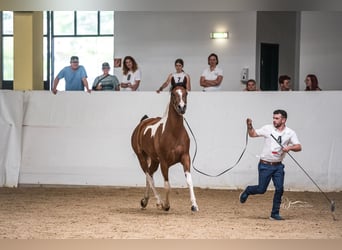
left=245, top=162, right=285, bottom=215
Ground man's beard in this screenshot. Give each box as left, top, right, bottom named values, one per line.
left=274, top=122, right=281, bottom=128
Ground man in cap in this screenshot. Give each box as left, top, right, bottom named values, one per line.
left=92, top=62, right=120, bottom=91
left=52, top=56, right=90, bottom=94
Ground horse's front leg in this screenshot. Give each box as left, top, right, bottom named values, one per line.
left=185, top=171, right=199, bottom=211
left=163, top=180, right=171, bottom=211
left=160, top=162, right=171, bottom=211
left=182, top=155, right=199, bottom=212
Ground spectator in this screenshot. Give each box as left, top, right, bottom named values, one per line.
left=92, top=62, right=120, bottom=91
left=305, top=74, right=322, bottom=91
left=156, top=58, right=191, bottom=93
left=200, top=53, right=223, bottom=91
left=120, top=56, right=141, bottom=91
left=244, top=79, right=259, bottom=91
left=52, top=56, right=90, bottom=94
left=278, top=75, right=292, bottom=91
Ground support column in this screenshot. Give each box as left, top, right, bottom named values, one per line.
left=13, top=11, right=43, bottom=90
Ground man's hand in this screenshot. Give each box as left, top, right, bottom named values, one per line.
left=246, top=118, right=253, bottom=130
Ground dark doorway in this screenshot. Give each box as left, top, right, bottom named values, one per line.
left=260, top=43, right=279, bottom=90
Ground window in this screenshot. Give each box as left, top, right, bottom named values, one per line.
left=53, top=11, right=75, bottom=35
left=100, top=11, right=114, bottom=35
left=51, top=11, right=114, bottom=91
left=76, top=11, right=98, bottom=35
left=0, top=11, right=114, bottom=90
left=1, top=11, right=14, bottom=89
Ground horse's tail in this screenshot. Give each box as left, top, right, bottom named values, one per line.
left=140, top=114, right=149, bottom=122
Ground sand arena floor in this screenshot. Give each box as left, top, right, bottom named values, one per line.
left=0, top=186, right=341, bottom=239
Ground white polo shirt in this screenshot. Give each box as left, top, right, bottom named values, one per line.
left=201, top=66, right=223, bottom=91
left=255, top=125, right=300, bottom=162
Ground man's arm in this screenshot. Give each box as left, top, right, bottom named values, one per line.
left=82, top=77, right=91, bottom=93
left=52, top=77, right=59, bottom=95
left=200, top=75, right=223, bottom=87
left=283, top=144, right=302, bottom=153
left=246, top=118, right=258, bottom=137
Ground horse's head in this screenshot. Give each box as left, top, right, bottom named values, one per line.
left=171, top=85, right=188, bottom=115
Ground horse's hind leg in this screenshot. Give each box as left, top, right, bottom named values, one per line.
left=145, top=160, right=164, bottom=209
left=141, top=176, right=150, bottom=209
left=145, top=173, right=164, bottom=209
left=141, top=158, right=163, bottom=209
left=136, top=153, right=152, bottom=209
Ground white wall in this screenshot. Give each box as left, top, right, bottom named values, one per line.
left=113, top=11, right=342, bottom=92
left=0, top=91, right=23, bottom=186
left=1, top=90, right=342, bottom=192
left=299, top=11, right=342, bottom=90
left=115, top=12, right=256, bottom=91
left=113, top=11, right=257, bottom=91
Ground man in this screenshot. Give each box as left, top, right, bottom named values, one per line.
left=244, top=79, right=259, bottom=91
left=52, top=56, right=91, bottom=94
left=278, top=75, right=292, bottom=91
left=200, top=53, right=223, bottom=91
left=92, top=62, right=120, bottom=91
left=240, top=109, right=302, bottom=220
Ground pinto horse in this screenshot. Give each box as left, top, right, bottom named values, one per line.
left=131, top=85, right=199, bottom=212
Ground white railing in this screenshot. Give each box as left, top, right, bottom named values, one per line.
left=1, top=90, right=341, bottom=191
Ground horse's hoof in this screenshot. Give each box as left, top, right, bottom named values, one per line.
left=163, top=205, right=170, bottom=212
left=140, top=198, right=148, bottom=208
left=191, top=205, right=199, bottom=212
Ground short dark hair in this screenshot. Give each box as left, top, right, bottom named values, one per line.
left=278, top=75, right=291, bottom=84
left=247, top=79, right=256, bottom=85
left=273, top=109, right=287, bottom=119
left=174, top=58, right=184, bottom=67
left=207, top=53, right=219, bottom=65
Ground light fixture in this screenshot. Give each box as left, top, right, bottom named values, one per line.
left=210, top=32, right=229, bottom=39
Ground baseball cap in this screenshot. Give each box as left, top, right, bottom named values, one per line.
left=102, top=62, right=110, bottom=69
left=70, top=56, right=79, bottom=63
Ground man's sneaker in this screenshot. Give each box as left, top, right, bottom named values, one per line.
left=239, top=190, right=248, bottom=203
left=269, top=214, right=284, bottom=220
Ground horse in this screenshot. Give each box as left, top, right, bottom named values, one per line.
left=131, top=84, right=199, bottom=212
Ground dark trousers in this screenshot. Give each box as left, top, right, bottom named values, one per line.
left=245, top=162, right=285, bottom=215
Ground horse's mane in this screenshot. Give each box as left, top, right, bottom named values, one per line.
left=140, top=114, right=149, bottom=122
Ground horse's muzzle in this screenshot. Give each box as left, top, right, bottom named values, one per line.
left=178, top=105, right=187, bottom=114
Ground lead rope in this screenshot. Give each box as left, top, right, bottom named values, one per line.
left=183, top=117, right=249, bottom=177
left=281, top=197, right=310, bottom=210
